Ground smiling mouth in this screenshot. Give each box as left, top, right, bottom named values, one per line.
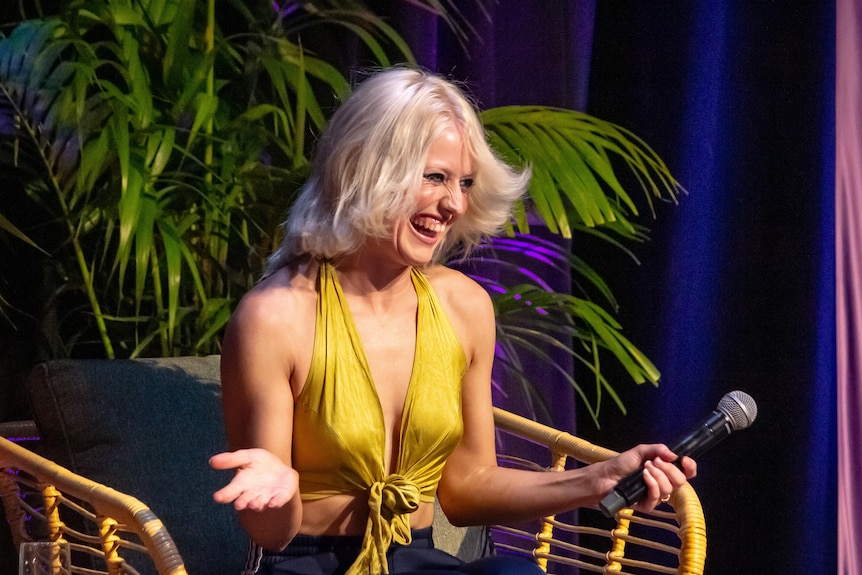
left=410, top=215, right=446, bottom=237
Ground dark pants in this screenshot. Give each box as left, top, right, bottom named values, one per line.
left=246, top=528, right=544, bottom=575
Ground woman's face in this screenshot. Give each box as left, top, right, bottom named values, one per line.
left=390, top=124, right=475, bottom=266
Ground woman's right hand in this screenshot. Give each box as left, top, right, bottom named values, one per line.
left=210, top=448, right=299, bottom=511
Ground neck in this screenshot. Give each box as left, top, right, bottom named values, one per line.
left=331, top=255, right=414, bottom=298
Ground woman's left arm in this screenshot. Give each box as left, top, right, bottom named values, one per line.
left=435, top=273, right=695, bottom=526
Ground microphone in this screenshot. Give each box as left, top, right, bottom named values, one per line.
left=598, top=390, right=758, bottom=518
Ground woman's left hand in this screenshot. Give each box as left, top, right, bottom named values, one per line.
left=597, top=444, right=697, bottom=512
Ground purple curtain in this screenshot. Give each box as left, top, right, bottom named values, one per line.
left=578, top=4, right=836, bottom=573
left=838, top=0, right=861, bottom=571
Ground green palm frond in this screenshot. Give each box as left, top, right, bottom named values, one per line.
left=453, top=234, right=659, bottom=426
left=0, top=2, right=374, bottom=359
left=482, top=106, right=685, bottom=239
left=475, top=108, right=682, bottom=419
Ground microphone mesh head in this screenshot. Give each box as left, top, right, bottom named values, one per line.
left=718, top=390, right=758, bottom=431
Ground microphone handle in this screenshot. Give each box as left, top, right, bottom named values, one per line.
left=598, top=410, right=733, bottom=517
left=670, top=409, right=733, bottom=459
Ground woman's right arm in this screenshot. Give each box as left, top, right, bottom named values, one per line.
left=210, top=284, right=304, bottom=551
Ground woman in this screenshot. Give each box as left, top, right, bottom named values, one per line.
left=209, top=67, right=697, bottom=575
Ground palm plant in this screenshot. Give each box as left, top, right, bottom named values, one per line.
left=475, top=107, right=682, bottom=423
left=0, top=0, right=386, bottom=357
left=0, top=0, right=682, bottom=426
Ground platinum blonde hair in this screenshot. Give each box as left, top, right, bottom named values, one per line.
left=263, top=67, right=530, bottom=277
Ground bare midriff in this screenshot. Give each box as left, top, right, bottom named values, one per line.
left=299, top=495, right=435, bottom=536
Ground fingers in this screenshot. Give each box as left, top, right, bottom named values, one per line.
left=635, top=445, right=698, bottom=481
left=233, top=487, right=277, bottom=511
left=209, top=450, right=252, bottom=470
left=213, top=476, right=294, bottom=509
left=678, top=455, right=698, bottom=479
left=636, top=458, right=667, bottom=509
left=643, top=460, right=674, bottom=501
left=210, top=449, right=299, bottom=511
left=210, top=452, right=252, bottom=505
left=637, top=453, right=696, bottom=511
left=212, top=481, right=244, bottom=505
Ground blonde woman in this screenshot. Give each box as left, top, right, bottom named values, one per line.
left=210, top=67, right=696, bottom=575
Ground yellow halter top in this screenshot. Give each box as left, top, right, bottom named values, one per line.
left=292, top=261, right=466, bottom=575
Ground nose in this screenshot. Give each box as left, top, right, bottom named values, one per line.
left=440, top=184, right=467, bottom=217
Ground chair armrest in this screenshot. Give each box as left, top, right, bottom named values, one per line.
left=491, top=407, right=707, bottom=575
left=0, top=436, right=188, bottom=575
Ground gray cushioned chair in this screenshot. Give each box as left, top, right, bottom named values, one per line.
left=25, top=356, right=243, bottom=575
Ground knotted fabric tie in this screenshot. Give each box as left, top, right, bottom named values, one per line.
left=346, top=475, right=421, bottom=575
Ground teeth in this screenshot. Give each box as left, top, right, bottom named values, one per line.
left=411, top=216, right=446, bottom=233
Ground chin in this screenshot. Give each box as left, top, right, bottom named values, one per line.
left=398, top=237, right=440, bottom=266
left=404, top=255, right=434, bottom=268
left=398, top=246, right=436, bottom=267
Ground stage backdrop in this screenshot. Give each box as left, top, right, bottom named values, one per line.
left=384, top=1, right=838, bottom=573
left=838, top=0, right=860, bottom=573
left=583, top=4, right=836, bottom=574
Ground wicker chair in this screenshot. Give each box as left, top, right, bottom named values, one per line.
left=0, top=433, right=188, bottom=575
left=491, top=408, right=706, bottom=575
left=2, top=412, right=706, bottom=575
left=1, top=353, right=706, bottom=575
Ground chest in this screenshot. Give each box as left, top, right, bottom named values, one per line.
left=346, top=298, right=418, bottom=417
left=291, top=266, right=466, bottom=482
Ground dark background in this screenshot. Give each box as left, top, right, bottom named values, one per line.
left=582, top=5, right=835, bottom=575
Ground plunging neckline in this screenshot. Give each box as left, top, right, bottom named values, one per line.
left=330, top=265, right=420, bottom=476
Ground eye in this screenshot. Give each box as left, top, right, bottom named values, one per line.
left=460, top=178, right=474, bottom=191
left=423, top=172, right=446, bottom=185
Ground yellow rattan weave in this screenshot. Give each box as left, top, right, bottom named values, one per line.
left=0, top=435, right=187, bottom=575
left=491, top=408, right=707, bottom=575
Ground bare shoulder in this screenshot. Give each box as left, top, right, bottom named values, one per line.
left=231, top=266, right=317, bottom=332
left=422, top=264, right=493, bottom=314
left=219, top=265, right=318, bottom=453
left=222, top=264, right=318, bottom=385
left=421, top=264, right=495, bottom=359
